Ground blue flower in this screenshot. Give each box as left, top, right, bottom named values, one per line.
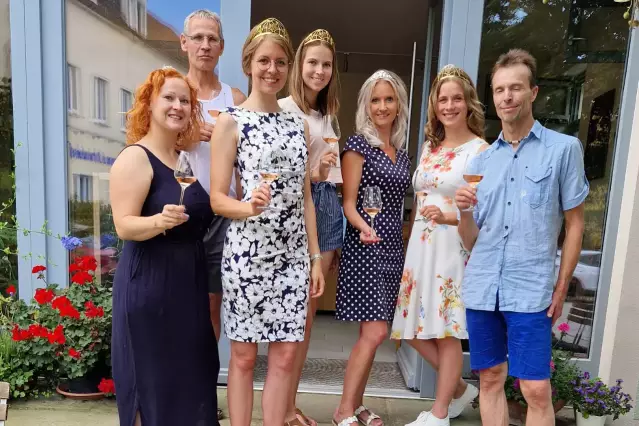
left=584, top=372, right=591, bottom=379
left=61, top=236, right=83, bottom=251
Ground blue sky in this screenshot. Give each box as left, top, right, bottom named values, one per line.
left=148, top=0, right=221, bottom=35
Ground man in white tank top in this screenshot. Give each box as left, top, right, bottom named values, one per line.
left=180, top=7, right=246, bottom=352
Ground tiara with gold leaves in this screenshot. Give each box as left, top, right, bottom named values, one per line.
left=302, top=29, right=335, bottom=48
left=250, top=18, right=291, bottom=44
left=435, top=64, right=471, bottom=84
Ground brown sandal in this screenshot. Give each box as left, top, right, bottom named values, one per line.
left=285, top=417, right=306, bottom=426
left=295, top=408, right=317, bottom=426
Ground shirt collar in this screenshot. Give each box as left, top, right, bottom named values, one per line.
left=496, top=120, right=543, bottom=146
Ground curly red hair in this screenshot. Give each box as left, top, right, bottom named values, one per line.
left=126, top=67, right=201, bottom=150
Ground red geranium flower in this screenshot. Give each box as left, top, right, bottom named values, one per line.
left=68, top=348, right=81, bottom=359
left=52, top=295, right=71, bottom=310
left=47, top=325, right=66, bottom=345
left=98, top=378, right=116, bottom=395
left=84, top=301, right=105, bottom=318
left=52, top=296, right=81, bottom=319
left=32, top=265, right=47, bottom=274
left=11, top=324, right=31, bottom=341
left=34, top=288, right=55, bottom=305
left=71, top=271, right=93, bottom=285
left=28, top=324, right=49, bottom=339
left=6, top=284, right=15, bottom=295
left=71, top=256, right=97, bottom=273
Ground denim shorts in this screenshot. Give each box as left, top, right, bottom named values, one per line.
left=311, top=182, right=343, bottom=252
left=466, top=300, right=552, bottom=380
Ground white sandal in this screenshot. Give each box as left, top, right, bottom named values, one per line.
left=354, top=405, right=383, bottom=426
left=332, top=416, right=359, bottom=426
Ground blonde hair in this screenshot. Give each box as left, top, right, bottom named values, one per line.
left=241, top=19, right=294, bottom=77
left=289, top=36, right=340, bottom=117
left=425, top=68, right=485, bottom=149
left=355, top=70, right=408, bottom=150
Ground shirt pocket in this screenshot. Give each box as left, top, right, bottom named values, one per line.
left=523, top=166, right=552, bottom=208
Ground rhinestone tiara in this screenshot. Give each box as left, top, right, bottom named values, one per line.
left=365, top=69, right=396, bottom=84
left=302, top=29, right=335, bottom=48
left=436, top=64, right=471, bottom=84
left=250, top=18, right=291, bottom=44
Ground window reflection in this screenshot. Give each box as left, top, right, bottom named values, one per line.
left=477, top=0, right=629, bottom=358
left=0, top=0, right=16, bottom=294
left=65, top=0, right=207, bottom=284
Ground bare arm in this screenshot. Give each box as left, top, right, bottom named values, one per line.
left=341, top=151, right=370, bottom=233
left=303, top=121, right=321, bottom=258
left=231, top=88, right=247, bottom=106
left=110, top=146, right=187, bottom=241
left=210, top=114, right=268, bottom=219
left=547, top=203, right=585, bottom=323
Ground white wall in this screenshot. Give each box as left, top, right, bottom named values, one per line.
left=598, top=81, right=639, bottom=425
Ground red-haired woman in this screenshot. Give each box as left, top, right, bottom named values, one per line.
left=110, top=67, right=219, bottom=426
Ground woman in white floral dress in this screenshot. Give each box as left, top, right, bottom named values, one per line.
left=209, top=18, right=324, bottom=426
left=391, top=66, right=488, bottom=426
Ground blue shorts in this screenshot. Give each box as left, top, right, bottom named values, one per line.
left=311, top=182, right=343, bottom=252
left=466, top=301, right=552, bottom=380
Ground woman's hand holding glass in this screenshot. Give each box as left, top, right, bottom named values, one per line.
left=248, top=183, right=271, bottom=216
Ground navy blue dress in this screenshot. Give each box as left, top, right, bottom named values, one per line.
left=112, top=144, right=219, bottom=426
left=336, top=135, right=411, bottom=322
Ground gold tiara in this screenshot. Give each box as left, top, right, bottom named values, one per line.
left=302, top=29, right=335, bottom=48
left=436, top=64, right=471, bottom=84
left=251, top=18, right=290, bottom=44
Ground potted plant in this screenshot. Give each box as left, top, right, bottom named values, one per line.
left=571, top=373, right=634, bottom=426
left=1, top=238, right=114, bottom=400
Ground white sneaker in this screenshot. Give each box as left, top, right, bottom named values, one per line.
left=448, top=383, right=479, bottom=419
left=405, top=411, right=450, bottom=426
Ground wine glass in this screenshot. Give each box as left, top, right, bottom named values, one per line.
left=258, top=149, right=281, bottom=210
left=415, top=190, right=428, bottom=214
left=462, top=153, right=483, bottom=212
left=363, top=186, right=383, bottom=235
left=174, top=151, right=197, bottom=206
left=323, top=115, right=341, bottom=173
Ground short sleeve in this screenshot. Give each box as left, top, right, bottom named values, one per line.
left=342, top=134, right=369, bottom=159
left=560, top=138, right=590, bottom=211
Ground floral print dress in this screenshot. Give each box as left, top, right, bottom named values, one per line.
left=221, top=107, right=310, bottom=343
left=391, top=138, right=486, bottom=340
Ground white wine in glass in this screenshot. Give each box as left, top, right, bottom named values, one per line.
left=258, top=149, right=281, bottom=209
left=174, top=151, right=197, bottom=206
left=462, top=153, right=483, bottom=212
left=323, top=115, right=341, bottom=173
left=363, top=186, right=383, bottom=236
left=415, top=190, right=428, bottom=212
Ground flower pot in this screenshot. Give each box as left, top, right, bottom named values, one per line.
left=576, top=412, right=606, bottom=426
left=56, top=364, right=109, bottom=401
left=56, top=383, right=105, bottom=401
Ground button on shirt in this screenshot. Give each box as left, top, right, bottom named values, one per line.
left=462, top=121, right=589, bottom=313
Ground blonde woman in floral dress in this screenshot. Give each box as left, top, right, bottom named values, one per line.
left=391, top=65, right=488, bottom=426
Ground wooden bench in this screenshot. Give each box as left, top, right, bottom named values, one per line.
left=0, top=382, right=8, bottom=425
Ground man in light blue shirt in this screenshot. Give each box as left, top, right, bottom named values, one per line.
left=455, top=49, right=588, bottom=426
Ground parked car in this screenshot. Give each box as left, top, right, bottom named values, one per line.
left=555, top=249, right=601, bottom=298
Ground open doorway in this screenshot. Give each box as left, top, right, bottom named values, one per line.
left=251, top=0, right=442, bottom=396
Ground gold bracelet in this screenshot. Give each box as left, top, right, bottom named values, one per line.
left=310, top=254, right=323, bottom=263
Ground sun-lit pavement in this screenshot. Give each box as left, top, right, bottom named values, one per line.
left=7, top=388, right=576, bottom=425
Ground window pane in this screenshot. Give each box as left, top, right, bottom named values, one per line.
left=1, top=0, right=17, bottom=294
left=477, top=0, right=629, bottom=358
left=65, top=0, right=211, bottom=284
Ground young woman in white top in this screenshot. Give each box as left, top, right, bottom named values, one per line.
left=278, top=29, right=341, bottom=426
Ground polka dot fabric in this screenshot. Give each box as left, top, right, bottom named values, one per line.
left=336, top=134, right=411, bottom=322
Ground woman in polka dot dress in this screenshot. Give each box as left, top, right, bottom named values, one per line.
left=333, top=70, right=411, bottom=426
